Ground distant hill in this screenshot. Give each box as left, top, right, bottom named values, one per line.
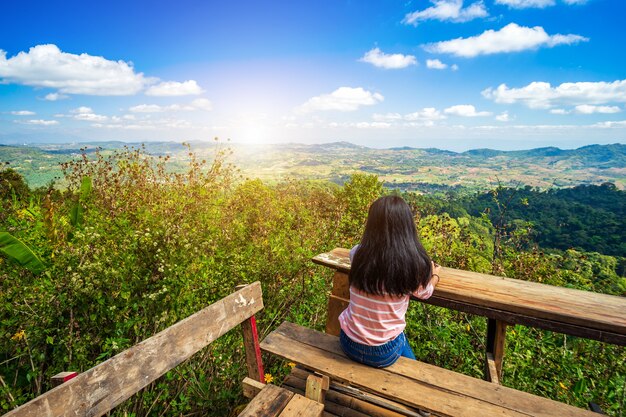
left=1, top=141, right=624, bottom=191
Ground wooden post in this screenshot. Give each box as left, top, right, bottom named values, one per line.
left=237, top=284, right=265, bottom=383
left=50, top=372, right=78, bottom=387
left=325, top=271, right=350, bottom=335
left=485, top=318, right=507, bottom=383
left=305, top=374, right=329, bottom=403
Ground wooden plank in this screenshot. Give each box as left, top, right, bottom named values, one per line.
left=238, top=384, right=294, bottom=417
left=242, top=377, right=266, bottom=399
left=279, top=394, right=324, bottom=417
left=313, top=249, right=626, bottom=343
left=262, top=321, right=596, bottom=417
left=7, top=282, right=263, bottom=417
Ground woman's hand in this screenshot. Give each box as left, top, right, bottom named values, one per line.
left=431, top=261, right=442, bottom=287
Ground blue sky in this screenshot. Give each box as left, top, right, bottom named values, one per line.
left=1, top=0, right=625, bottom=150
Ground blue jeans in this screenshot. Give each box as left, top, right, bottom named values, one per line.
left=339, top=330, right=416, bottom=368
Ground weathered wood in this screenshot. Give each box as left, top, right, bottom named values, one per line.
left=486, top=319, right=507, bottom=381
left=279, top=393, right=325, bottom=417
left=279, top=379, right=351, bottom=417
left=305, top=374, right=329, bottom=403
left=286, top=367, right=421, bottom=417
left=51, top=372, right=78, bottom=387
left=237, top=284, right=265, bottom=383
left=325, top=295, right=348, bottom=336
left=242, top=377, right=266, bottom=399
left=262, top=321, right=596, bottom=417
left=330, top=271, right=350, bottom=299
left=315, top=248, right=626, bottom=345
left=421, top=295, right=626, bottom=345
left=238, top=384, right=294, bottom=417
left=485, top=353, right=500, bottom=385
left=7, top=282, right=263, bottom=417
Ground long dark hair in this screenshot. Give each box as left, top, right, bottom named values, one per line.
left=349, top=195, right=432, bottom=297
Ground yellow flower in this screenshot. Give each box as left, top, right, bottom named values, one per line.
left=287, top=362, right=296, bottom=368
left=11, top=329, right=26, bottom=342
left=264, top=373, right=274, bottom=384
left=466, top=324, right=470, bottom=332
left=559, top=382, right=568, bottom=390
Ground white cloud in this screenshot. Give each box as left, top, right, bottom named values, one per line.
left=592, top=120, right=626, bottom=128
left=405, top=108, right=446, bottom=120
left=426, top=59, right=448, bottom=69
left=145, top=80, right=204, bottom=96
left=70, top=106, right=93, bottom=114
left=574, top=104, right=621, bottom=114
left=403, top=0, right=488, bottom=25
left=43, top=92, right=68, bottom=101
left=495, top=111, right=512, bottom=121
left=0, top=44, right=154, bottom=95
left=424, top=23, right=588, bottom=57
left=190, top=98, right=212, bottom=111
left=74, top=113, right=108, bottom=122
left=297, top=87, right=384, bottom=113
left=359, top=48, right=417, bottom=69
left=129, top=99, right=212, bottom=113
left=373, top=108, right=446, bottom=124
left=451, top=64, right=459, bottom=71
left=482, top=79, right=626, bottom=109
left=10, top=110, right=35, bottom=116
left=444, top=104, right=492, bottom=117
left=16, top=119, right=59, bottom=126
left=550, top=108, right=570, bottom=114
left=129, top=104, right=165, bottom=113
left=495, top=0, right=555, bottom=8
left=496, top=0, right=588, bottom=8
left=65, top=106, right=108, bottom=121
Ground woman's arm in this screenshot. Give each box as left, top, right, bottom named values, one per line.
left=429, top=261, right=442, bottom=288
left=412, top=261, right=442, bottom=299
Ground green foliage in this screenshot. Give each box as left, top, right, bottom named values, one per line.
left=1, top=156, right=624, bottom=416
left=69, top=176, right=92, bottom=229
left=460, top=183, right=626, bottom=257
left=335, top=173, right=383, bottom=243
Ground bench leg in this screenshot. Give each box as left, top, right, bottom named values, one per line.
left=485, top=318, right=507, bottom=383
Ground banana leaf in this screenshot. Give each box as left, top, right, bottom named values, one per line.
left=0, top=232, right=46, bottom=274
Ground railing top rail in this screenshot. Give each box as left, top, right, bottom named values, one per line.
left=313, top=248, right=626, bottom=344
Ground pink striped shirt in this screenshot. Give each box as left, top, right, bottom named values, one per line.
left=338, top=246, right=434, bottom=346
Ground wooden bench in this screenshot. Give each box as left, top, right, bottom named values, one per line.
left=313, top=248, right=626, bottom=382
left=261, top=321, right=597, bottom=417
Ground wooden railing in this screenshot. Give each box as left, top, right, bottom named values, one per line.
left=5, top=282, right=263, bottom=417
left=313, top=248, right=626, bottom=383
